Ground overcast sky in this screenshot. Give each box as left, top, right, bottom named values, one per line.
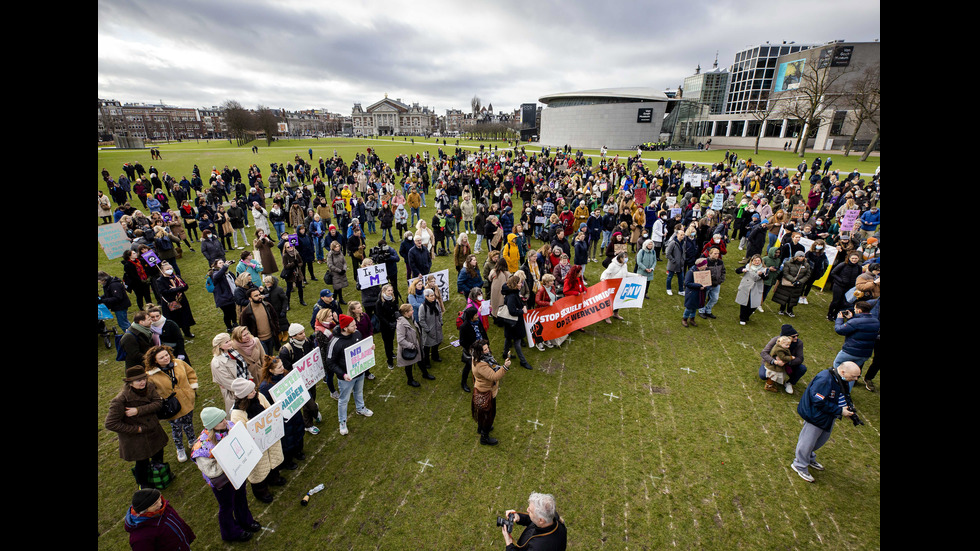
left=98, top=0, right=879, bottom=115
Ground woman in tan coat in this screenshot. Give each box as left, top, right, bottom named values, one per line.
left=229, top=379, right=285, bottom=503
left=230, top=326, right=266, bottom=382
left=327, top=240, right=349, bottom=304
left=470, top=339, right=511, bottom=446
left=144, top=345, right=199, bottom=463
left=253, top=229, right=278, bottom=275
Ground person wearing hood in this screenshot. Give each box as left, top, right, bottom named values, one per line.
left=502, top=233, right=521, bottom=273
left=190, top=407, right=262, bottom=542
left=772, top=251, right=811, bottom=317
left=636, top=239, right=658, bottom=298
left=682, top=258, right=709, bottom=327
left=105, top=366, right=169, bottom=489
left=125, top=488, right=196, bottom=550
left=600, top=252, right=636, bottom=324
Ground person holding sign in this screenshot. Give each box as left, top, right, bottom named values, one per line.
left=682, top=259, right=710, bottom=327
left=325, top=315, right=373, bottom=436
left=230, top=379, right=285, bottom=504
left=258, top=356, right=306, bottom=468
left=279, top=324, right=321, bottom=434
left=190, top=407, right=261, bottom=543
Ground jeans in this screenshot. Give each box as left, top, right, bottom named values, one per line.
left=420, top=192, right=427, bottom=207
left=699, top=285, right=720, bottom=314
left=314, top=236, right=324, bottom=260
left=410, top=208, right=420, bottom=225
left=114, top=310, right=131, bottom=331
left=666, top=270, right=685, bottom=292
left=382, top=227, right=395, bottom=242
left=465, top=220, right=473, bottom=232
left=758, top=363, right=807, bottom=385
left=367, top=220, right=376, bottom=233
left=273, top=221, right=286, bottom=240
left=683, top=307, right=698, bottom=318
left=231, top=228, right=248, bottom=248
left=474, top=234, right=484, bottom=252
left=601, top=230, right=612, bottom=250
left=337, top=375, right=365, bottom=424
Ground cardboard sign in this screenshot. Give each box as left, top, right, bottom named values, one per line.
left=693, top=270, right=712, bottom=286
left=344, top=336, right=376, bottom=379
left=98, top=224, right=131, bottom=259
left=665, top=196, right=677, bottom=207
left=634, top=188, right=648, bottom=206
left=409, top=269, right=450, bottom=301
left=791, top=202, right=806, bottom=221
left=244, top=401, right=285, bottom=453
left=141, top=249, right=161, bottom=266
left=211, top=421, right=262, bottom=490
left=267, top=369, right=310, bottom=421
left=357, top=264, right=388, bottom=289
left=710, top=193, right=724, bottom=211
left=293, top=346, right=325, bottom=390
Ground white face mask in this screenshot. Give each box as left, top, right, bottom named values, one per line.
left=164, top=269, right=174, bottom=276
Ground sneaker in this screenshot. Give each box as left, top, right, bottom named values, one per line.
left=330, top=391, right=340, bottom=400
left=678, top=291, right=685, bottom=296
left=536, top=343, right=545, bottom=351
left=791, top=463, right=814, bottom=482
left=388, top=363, right=395, bottom=370
left=306, top=426, right=320, bottom=435
left=666, top=289, right=673, bottom=296
left=865, top=379, right=876, bottom=392
left=787, top=312, right=795, bottom=318
left=784, top=382, right=793, bottom=394
left=808, top=460, right=825, bottom=471
left=356, top=408, right=374, bottom=417
left=777, top=310, right=785, bottom=316
left=544, top=341, right=554, bottom=348
left=367, top=372, right=376, bottom=380
left=316, top=412, right=322, bottom=423
left=798, top=297, right=806, bottom=304
left=698, top=312, right=709, bottom=319
left=739, top=321, right=746, bottom=326
left=757, top=305, right=764, bottom=313
left=176, top=448, right=187, bottom=463
left=339, top=422, right=349, bottom=435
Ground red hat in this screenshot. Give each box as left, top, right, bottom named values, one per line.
left=338, top=314, right=355, bottom=328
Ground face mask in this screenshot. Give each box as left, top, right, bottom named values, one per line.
left=164, top=269, right=174, bottom=276
left=816, top=246, right=824, bottom=251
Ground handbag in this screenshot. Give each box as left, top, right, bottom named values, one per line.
left=132, top=461, right=175, bottom=490
left=324, top=271, right=333, bottom=285
left=401, top=346, right=418, bottom=361
left=158, top=392, right=182, bottom=419
left=472, top=388, right=492, bottom=411
left=496, top=304, right=518, bottom=325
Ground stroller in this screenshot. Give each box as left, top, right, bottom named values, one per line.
left=98, top=303, right=118, bottom=350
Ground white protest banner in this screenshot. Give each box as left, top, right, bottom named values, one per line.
left=480, top=300, right=491, bottom=317
left=799, top=237, right=815, bottom=252
left=691, top=174, right=703, bottom=188
left=293, top=346, right=325, bottom=390
left=98, top=224, right=131, bottom=259
left=244, top=401, right=285, bottom=453
left=710, top=193, right=724, bottom=211
left=357, top=264, right=388, bottom=289
left=344, top=336, right=376, bottom=379
left=665, top=196, right=677, bottom=207
left=612, top=276, right=647, bottom=310
left=211, top=421, right=262, bottom=490
left=682, top=173, right=691, bottom=185
left=410, top=269, right=451, bottom=301
left=268, top=368, right=310, bottom=421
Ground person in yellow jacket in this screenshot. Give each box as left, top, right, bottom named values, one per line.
left=143, top=345, right=199, bottom=463
left=340, top=184, right=353, bottom=213
left=502, top=233, right=521, bottom=273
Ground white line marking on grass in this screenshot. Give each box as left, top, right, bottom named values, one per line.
left=417, top=459, right=434, bottom=473
left=380, top=392, right=396, bottom=402
left=680, top=367, right=697, bottom=374
left=603, top=392, right=621, bottom=401
left=527, top=419, right=543, bottom=429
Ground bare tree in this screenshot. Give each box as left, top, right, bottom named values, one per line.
left=254, top=105, right=281, bottom=146
left=471, top=95, right=482, bottom=115
left=222, top=100, right=254, bottom=146
left=774, top=58, right=854, bottom=158
left=843, top=62, right=880, bottom=158
left=747, top=96, right=783, bottom=155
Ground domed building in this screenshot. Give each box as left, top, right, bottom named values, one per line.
left=537, top=87, right=676, bottom=149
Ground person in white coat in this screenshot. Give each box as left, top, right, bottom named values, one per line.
left=599, top=252, right=637, bottom=324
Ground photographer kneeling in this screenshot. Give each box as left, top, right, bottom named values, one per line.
left=500, top=492, right=567, bottom=550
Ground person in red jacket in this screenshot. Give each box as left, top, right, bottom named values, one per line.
left=124, top=488, right=196, bottom=550
left=562, top=265, right=586, bottom=296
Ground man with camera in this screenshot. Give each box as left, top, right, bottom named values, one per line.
left=499, top=492, right=567, bottom=550
left=791, top=361, right=862, bottom=483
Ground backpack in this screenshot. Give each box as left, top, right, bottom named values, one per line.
left=455, top=310, right=466, bottom=329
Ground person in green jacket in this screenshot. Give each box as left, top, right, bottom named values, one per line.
left=760, top=246, right=782, bottom=313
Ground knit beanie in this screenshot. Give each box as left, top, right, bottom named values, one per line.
left=780, top=324, right=798, bottom=337
left=201, top=407, right=227, bottom=430
left=231, top=378, right=256, bottom=399
left=288, top=323, right=305, bottom=337
left=338, top=314, right=355, bottom=329
left=131, top=489, right=161, bottom=514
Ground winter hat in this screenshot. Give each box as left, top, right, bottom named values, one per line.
left=201, top=407, right=226, bottom=431
left=780, top=324, right=798, bottom=337
left=695, top=258, right=708, bottom=268
left=231, top=378, right=256, bottom=399
left=288, top=323, right=305, bottom=337
left=131, top=489, right=161, bottom=514
left=794, top=250, right=806, bottom=258
left=338, top=314, right=355, bottom=329
left=124, top=366, right=147, bottom=382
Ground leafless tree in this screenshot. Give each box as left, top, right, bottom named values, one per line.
left=222, top=100, right=254, bottom=146
left=774, top=58, right=854, bottom=158
left=254, top=105, right=281, bottom=146
left=747, top=96, right=784, bottom=155
left=843, top=62, right=880, bottom=159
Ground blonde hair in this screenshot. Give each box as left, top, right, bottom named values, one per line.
left=776, top=335, right=793, bottom=348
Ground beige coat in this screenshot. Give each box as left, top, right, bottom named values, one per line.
left=230, top=393, right=284, bottom=483
left=145, top=359, right=199, bottom=420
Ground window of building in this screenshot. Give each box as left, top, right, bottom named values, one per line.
left=730, top=120, right=745, bottom=136
left=784, top=119, right=804, bottom=138
left=746, top=120, right=762, bottom=137
left=830, top=110, right=848, bottom=136
left=764, top=120, right=783, bottom=137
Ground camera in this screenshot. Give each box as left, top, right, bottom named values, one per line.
left=496, top=513, right=516, bottom=533
left=846, top=407, right=865, bottom=427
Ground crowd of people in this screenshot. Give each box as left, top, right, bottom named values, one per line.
left=102, top=143, right=878, bottom=546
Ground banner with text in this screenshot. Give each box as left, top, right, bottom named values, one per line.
left=268, top=369, right=311, bottom=421
left=211, top=421, right=263, bottom=490
left=523, top=277, right=645, bottom=346
left=244, top=401, right=285, bottom=454
left=293, top=346, right=325, bottom=390
left=344, top=336, right=377, bottom=379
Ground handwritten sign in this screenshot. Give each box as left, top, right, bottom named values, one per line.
left=634, top=188, right=648, bottom=206
left=357, top=264, right=388, bottom=289
left=268, top=369, right=310, bottom=421
left=344, top=336, right=376, bottom=379
left=409, top=269, right=450, bottom=302
left=293, top=346, right=325, bottom=390
left=841, top=209, right=861, bottom=234
left=710, top=193, right=724, bottom=211
left=98, top=224, right=131, bottom=259
left=244, top=401, right=284, bottom=453
left=211, top=421, right=262, bottom=490
left=693, top=270, right=712, bottom=286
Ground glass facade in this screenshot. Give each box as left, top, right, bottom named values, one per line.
left=725, top=44, right=816, bottom=114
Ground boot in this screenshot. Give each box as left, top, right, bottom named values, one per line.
left=405, top=366, right=420, bottom=387
left=461, top=365, right=471, bottom=392
left=298, top=288, right=307, bottom=306
left=251, top=481, right=274, bottom=503
left=688, top=317, right=697, bottom=327
left=480, top=431, right=498, bottom=446
left=764, top=377, right=778, bottom=393
left=421, top=365, right=436, bottom=380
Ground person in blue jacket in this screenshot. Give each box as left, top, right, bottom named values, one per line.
left=791, top=362, right=861, bottom=482
left=833, top=300, right=880, bottom=374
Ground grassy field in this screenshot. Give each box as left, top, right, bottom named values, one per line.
left=97, top=138, right=880, bottom=549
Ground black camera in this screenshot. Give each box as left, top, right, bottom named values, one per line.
left=496, top=513, right=516, bottom=533
left=847, top=407, right=865, bottom=427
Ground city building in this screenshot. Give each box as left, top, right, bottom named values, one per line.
left=681, top=55, right=729, bottom=115
left=724, top=42, right=820, bottom=115
left=351, top=95, right=438, bottom=136
left=537, top=87, right=677, bottom=149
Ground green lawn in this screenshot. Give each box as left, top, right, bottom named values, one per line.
left=98, top=138, right=879, bottom=549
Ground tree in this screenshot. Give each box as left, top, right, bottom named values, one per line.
left=254, top=105, right=281, bottom=146
left=471, top=95, right=482, bottom=115
left=747, top=96, right=783, bottom=155
left=773, top=57, right=854, bottom=158
left=843, top=62, right=880, bottom=159
left=222, top=100, right=254, bottom=146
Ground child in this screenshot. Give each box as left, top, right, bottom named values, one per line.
left=765, top=336, right=794, bottom=392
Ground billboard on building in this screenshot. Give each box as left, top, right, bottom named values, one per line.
left=521, top=103, right=537, bottom=129
left=277, top=122, right=288, bottom=133
left=774, top=59, right=806, bottom=92
left=818, top=45, right=854, bottom=69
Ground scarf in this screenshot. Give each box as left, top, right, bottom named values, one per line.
left=129, top=259, right=148, bottom=282
left=226, top=349, right=250, bottom=379
left=129, top=322, right=160, bottom=346
left=126, top=498, right=168, bottom=528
